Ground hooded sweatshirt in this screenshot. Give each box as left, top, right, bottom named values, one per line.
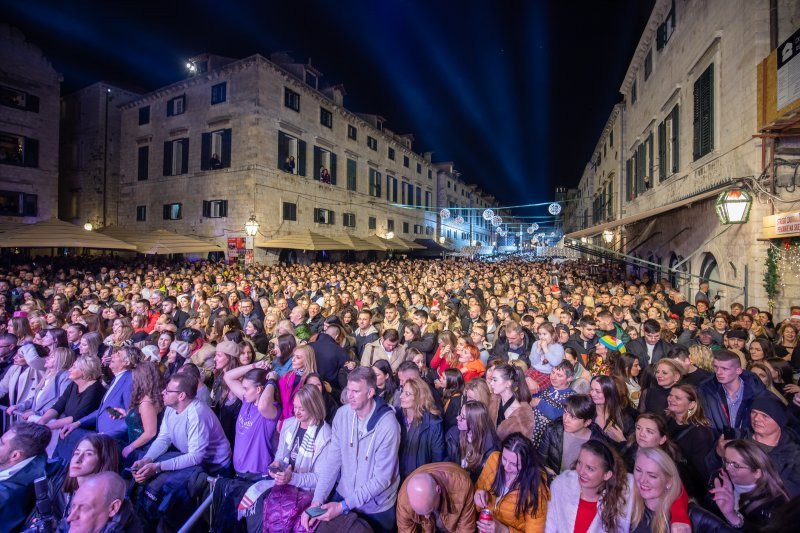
left=312, top=397, right=400, bottom=514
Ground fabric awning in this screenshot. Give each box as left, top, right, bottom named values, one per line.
left=255, top=230, right=353, bottom=251
left=0, top=218, right=137, bottom=250
left=362, top=235, right=411, bottom=250
left=396, top=237, right=426, bottom=250
left=99, top=228, right=224, bottom=254
left=330, top=234, right=385, bottom=251
left=565, top=186, right=727, bottom=240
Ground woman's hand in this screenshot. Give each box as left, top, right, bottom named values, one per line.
left=710, top=473, right=736, bottom=520
left=273, top=465, right=293, bottom=485
left=474, top=489, right=489, bottom=509
left=604, top=423, right=626, bottom=443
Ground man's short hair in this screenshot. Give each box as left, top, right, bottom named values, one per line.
left=348, top=366, right=377, bottom=390
left=169, top=373, right=198, bottom=399
left=668, top=345, right=690, bottom=361
left=358, top=309, right=373, bottom=319
left=563, top=394, right=596, bottom=421
left=163, top=296, right=177, bottom=305
left=596, top=310, right=613, bottom=320
left=397, top=360, right=421, bottom=375
left=135, top=298, right=151, bottom=309
left=643, top=319, right=661, bottom=334
left=8, top=422, right=51, bottom=459
left=554, top=359, right=575, bottom=374
left=84, top=471, right=127, bottom=507
left=713, top=349, right=743, bottom=367
left=414, top=309, right=429, bottom=321
left=578, top=317, right=596, bottom=328
left=382, top=328, right=400, bottom=343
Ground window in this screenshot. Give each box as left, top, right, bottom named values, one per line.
left=167, top=95, right=185, bottom=116
left=137, top=146, right=149, bottom=180
left=428, top=169, right=432, bottom=180
left=138, top=106, right=150, bottom=125
left=343, top=213, right=356, bottom=227
left=402, top=222, right=409, bottom=234
left=656, top=1, right=676, bottom=51
left=163, top=203, right=182, bottom=220
left=201, top=129, right=232, bottom=170
left=313, top=146, right=337, bottom=184
left=347, top=125, right=358, bottom=140
left=136, top=205, right=146, bottom=222
left=387, top=219, right=395, bottom=232
left=403, top=156, right=409, bottom=168
left=320, top=107, right=332, bottom=128
left=416, top=186, right=422, bottom=207
left=0, top=190, right=37, bottom=217
left=0, top=85, right=38, bottom=112
left=658, top=104, right=680, bottom=181
left=163, top=138, right=189, bottom=176
left=0, top=132, right=38, bottom=167
left=202, top=199, right=228, bottom=218
left=424, top=190, right=431, bottom=208
left=416, top=163, right=421, bottom=174
left=631, top=80, right=637, bottom=104
left=278, top=131, right=306, bottom=175
left=369, top=216, right=377, bottom=230
left=388, top=147, right=395, bottom=160
left=346, top=158, right=357, bottom=191
left=284, top=88, right=300, bottom=111
left=305, top=71, right=317, bottom=89
left=211, top=82, right=227, bottom=105
left=693, top=64, right=714, bottom=160
left=413, top=224, right=423, bottom=235
left=313, top=207, right=335, bottom=225
left=644, top=49, right=653, bottom=80
left=367, top=136, right=377, bottom=151
left=283, top=202, right=297, bottom=221
left=610, top=131, right=614, bottom=147
left=646, top=132, right=654, bottom=189
left=369, top=168, right=382, bottom=197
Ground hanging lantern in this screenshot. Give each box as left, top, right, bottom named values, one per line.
left=548, top=203, right=562, bottom=215
left=602, top=230, right=614, bottom=243
left=482, top=208, right=495, bottom=221
left=244, top=215, right=259, bottom=237
left=440, top=208, right=451, bottom=220
left=455, top=215, right=464, bottom=225
left=714, top=189, right=752, bottom=225
left=491, top=216, right=502, bottom=227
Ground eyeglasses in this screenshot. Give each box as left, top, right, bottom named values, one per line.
left=163, top=389, right=182, bottom=394
left=724, top=460, right=752, bottom=471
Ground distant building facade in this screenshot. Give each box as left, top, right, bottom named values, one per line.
left=0, top=24, right=61, bottom=222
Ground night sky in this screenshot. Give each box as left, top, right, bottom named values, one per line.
left=4, top=0, right=654, bottom=216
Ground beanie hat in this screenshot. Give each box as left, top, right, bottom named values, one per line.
left=727, top=329, right=748, bottom=340
left=169, top=340, right=191, bottom=359
left=598, top=335, right=626, bottom=354
left=750, top=396, right=788, bottom=427
left=215, top=340, right=241, bottom=359
left=140, top=345, right=161, bottom=363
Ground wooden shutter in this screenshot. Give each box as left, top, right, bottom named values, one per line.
left=298, top=140, right=306, bottom=176
left=26, top=94, right=40, bottom=113
left=23, top=138, right=38, bottom=168
left=647, top=132, right=654, bottom=187
left=658, top=121, right=667, bottom=181
left=693, top=65, right=714, bottom=160
left=220, top=200, right=228, bottom=217
left=221, top=129, right=232, bottom=168
left=138, top=146, right=149, bottom=180
left=163, top=204, right=170, bottom=219
left=313, top=146, right=321, bottom=181
left=202, top=201, right=210, bottom=218
left=163, top=141, right=173, bottom=176
left=277, top=131, right=286, bottom=171
left=201, top=133, right=211, bottom=171
left=330, top=153, right=337, bottom=185
left=671, top=105, right=680, bottom=172
left=181, top=139, right=189, bottom=174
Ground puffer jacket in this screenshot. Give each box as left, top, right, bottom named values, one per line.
left=538, top=419, right=611, bottom=476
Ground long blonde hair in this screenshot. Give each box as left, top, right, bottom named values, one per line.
left=632, top=447, right=682, bottom=533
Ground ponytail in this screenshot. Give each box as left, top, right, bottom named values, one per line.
left=495, top=363, right=532, bottom=403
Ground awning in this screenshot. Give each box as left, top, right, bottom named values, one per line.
left=413, top=238, right=452, bottom=252
left=99, top=227, right=224, bottom=254
left=0, top=218, right=137, bottom=250
left=255, top=230, right=353, bottom=251
left=565, top=185, right=727, bottom=240
left=362, top=235, right=411, bottom=250
left=396, top=237, right=426, bottom=250
left=330, top=233, right=385, bottom=251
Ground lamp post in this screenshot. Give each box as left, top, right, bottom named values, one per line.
left=715, top=189, right=753, bottom=225
left=244, top=215, right=259, bottom=237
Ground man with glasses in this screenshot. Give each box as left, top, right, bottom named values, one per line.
left=625, top=318, right=671, bottom=368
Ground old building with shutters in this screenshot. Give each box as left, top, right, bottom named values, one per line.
left=0, top=24, right=61, bottom=222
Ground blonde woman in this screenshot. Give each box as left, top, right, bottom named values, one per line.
left=7, top=346, right=75, bottom=420
left=631, top=447, right=691, bottom=533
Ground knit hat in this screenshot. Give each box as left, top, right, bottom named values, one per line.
left=727, top=329, right=748, bottom=340
left=140, top=345, right=161, bottom=363
left=169, top=340, right=191, bottom=359
left=215, top=340, right=241, bottom=359
left=551, top=285, right=561, bottom=295
left=750, top=396, right=788, bottom=427
left=598, top=335, right=626, bottom=354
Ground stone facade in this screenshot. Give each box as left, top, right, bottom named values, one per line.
left=567, top=0, right=800, bottom=318
left=0, top=24, right=61, bottom=222
left=59, top=82, right=140, bottom=228
left=117, top=53, right=499, bottom=260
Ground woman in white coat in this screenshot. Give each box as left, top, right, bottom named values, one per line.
left=546, top=439, right=635, bottom=533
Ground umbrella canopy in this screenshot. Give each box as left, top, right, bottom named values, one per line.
left=0, top=218, right=137, bottom=250
left=255, top=230, right=353, bottom=251
left=330, top=234, right=385, bottom=251
left=396, top=237, right=426, bottom=250
left=99, top=228, right=224, bottom=255
left=362, top=234, right=410, bottom=250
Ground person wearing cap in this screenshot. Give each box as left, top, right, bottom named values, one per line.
left=724, top=328, right=749, bottom=353
left=708, top=396, right=800, bottom=497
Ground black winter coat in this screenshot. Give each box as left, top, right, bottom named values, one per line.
left=397, top=410, right=446, bottom=480
left=697, top=371, right=767, bottom=435
left=538, top=419, right=610, bottom=476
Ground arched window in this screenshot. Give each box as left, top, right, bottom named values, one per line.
left=669, top=253, right=687, bottom=289
left=699, top=252, right=720, bottom=297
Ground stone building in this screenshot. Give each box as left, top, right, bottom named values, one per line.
left=116, top=52, right=498, bottom=261
left=59, top=82, right=140, bottom=228
left=566, top=0, right=800, bottom=317
left=0, top=24, right=61, bottom=222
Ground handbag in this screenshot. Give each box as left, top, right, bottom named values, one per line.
left=262, top=483, right=314, bottom=533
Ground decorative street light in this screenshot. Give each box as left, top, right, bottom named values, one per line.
left=244, top=215, right=259, bottom=236
left=440, top=208, right=451, bottom=220
left=83, top=223, right=93, bottom=231
left=602, top=229, right=614, bottom=244
left=548, top=203, right=562, bottom=215
left=482, top=209, right=494, bottom=221
left=439, top=236, right=446, bottom=244
left=715, top=189, right=752, bottom=225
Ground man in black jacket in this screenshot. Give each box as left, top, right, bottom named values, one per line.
left=562, top=317, right=598, bottom=367
left=490, top=321, right=535, bottom=365
left=0, top=422, right=51, bottom=532
left=625, top=319, right=671, bottom=368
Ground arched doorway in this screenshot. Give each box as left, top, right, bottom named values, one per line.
left=699, top=252, right=721, bottom=299
left=669, top=253, right=687, bottom=289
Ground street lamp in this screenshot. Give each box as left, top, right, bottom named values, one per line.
left=83, top=223, right=93, bottom=231
left=439, top=236, right=446, bottom=244
left=244, top=215, right=259, bottom=236
left=386, top=231, right=395, bottom=239
left=602, top=230, right=613, bottom=244
left=715, top=189, right=752, bottom=225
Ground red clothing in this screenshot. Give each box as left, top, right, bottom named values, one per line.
left=458, top=359, right=485, bottom=382
left=670, top=485, right=690, bottom=524
left=430, top=346, right=453, bottom=376
left=573, top=498, right=597, bottom=533
left=144, top=311, right=160, bottom=333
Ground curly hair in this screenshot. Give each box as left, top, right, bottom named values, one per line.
left=579, top=439, right=629, bottom=532
left=130, top=361, right=164, bottom=412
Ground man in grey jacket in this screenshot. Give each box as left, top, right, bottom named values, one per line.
left=304, top=366, right=400, bottom=532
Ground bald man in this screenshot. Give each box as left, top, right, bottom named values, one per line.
left=396, top=462, right=476, bottom=532
left=67, top=471, right=141, bottom=533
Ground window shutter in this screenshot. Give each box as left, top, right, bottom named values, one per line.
left=329, top=153, right=337, bottom=185
left=163, top=204, right=170, bottom=219
left=23, top=138, right=39, bottom=168
left=693, top=65, right=714, bottom=160
left=277, top=131, right=286, bottom=171
left=625, top=158, right=632, bottom=200
left=647, top=132, right=654, bottom=186
left=671, top=105, right=680, bottom=172
left=167, top=100, right=174, bottom=117
left=658, top=121, right=667, bottom=181
left=163, top=141, right=173, bottom=176
left=298, top=140, right=306, bottom=176
left=138, top=146, right=149, bottom=180
left=26, top=94, right=40, bottom=113
left=328, top=210, right=335, bottom=225
left=22, top=194, right=38, bottom=217
left=656, top=23, right=666, bottom=50
left=181, top=139, right=190, bottom=174
left=313, top=146, right=321, bottom=181
left=221, top=129, right=232, bottom=168
left=220, top=200, right=228, bottom=217
left=201, top=133, right=211, bottom=171
left=637, top=144, right=646, bottom=194
left=202, top=201, right=210, bottom=218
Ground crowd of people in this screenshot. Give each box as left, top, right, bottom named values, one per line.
left=1, top=255, right=800, bottom=533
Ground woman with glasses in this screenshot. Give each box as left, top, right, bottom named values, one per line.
left=445, top=400, right=499, bottom=482
left=709, top=439, right=789, bottom=530
left=396, top=376, right=445, bottom=480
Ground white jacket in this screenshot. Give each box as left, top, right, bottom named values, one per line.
left=545, top=469, right=635, bottom=533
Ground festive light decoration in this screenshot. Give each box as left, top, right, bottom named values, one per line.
left=440, top=208, right=451, bottom=219
left=244, top=215, right=259, bottom=236
left=548, top=203, right=562, bottom=215
left=455, top=215, right=464, bottom=225
left=482, top=209, right=495, bottom=221
left=527, top=226, right=535, bottom=234
left=491, top=216, right=502, bottom=227
left=531, top=223, right=539, bottom=231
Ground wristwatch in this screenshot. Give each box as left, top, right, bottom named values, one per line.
left=340, top=500, right=350, bottom=515
left=155, top=462, right=163, bottom=474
